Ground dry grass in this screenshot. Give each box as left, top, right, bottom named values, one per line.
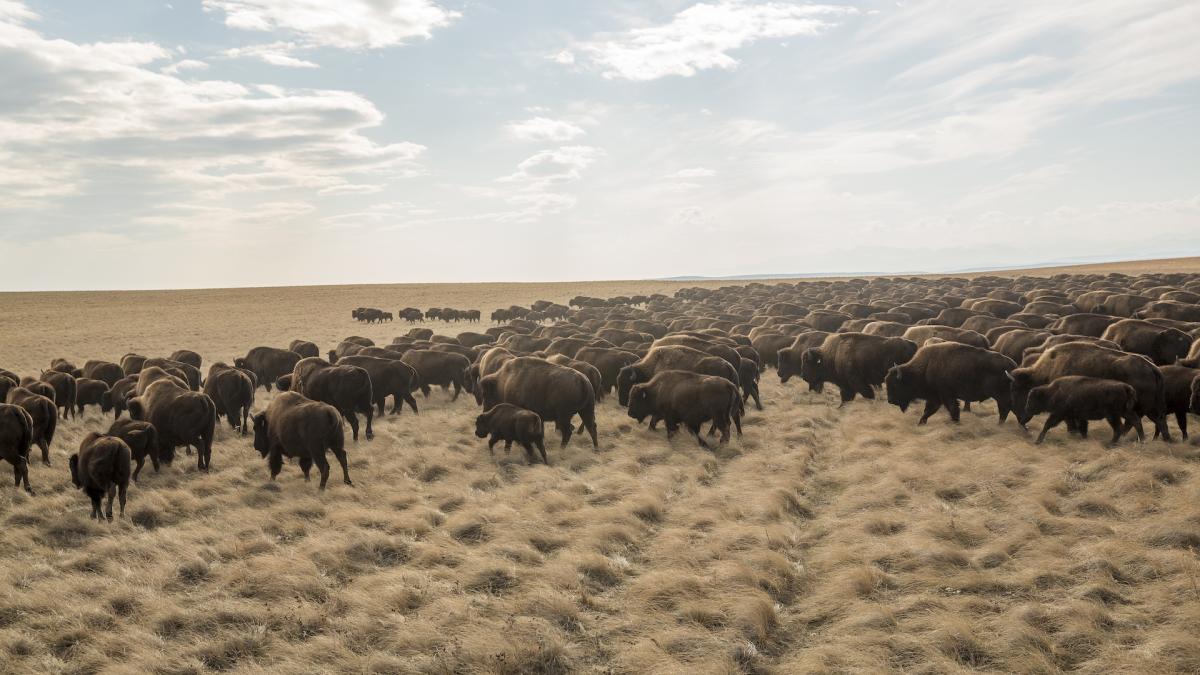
left=1, top=260, right=1199, bottom=673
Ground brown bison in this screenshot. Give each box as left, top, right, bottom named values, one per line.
left=573, top=347, right=640, bottom=396
left=547, top=354, right=605, bottom=402
left=475, top=403, right=547, bottom=464
left=102, top=375, right=139, bottom=419
left=120, top=353, right=148, bottom=375
left=6, top=386, right=57, bottom=465
left=38, top=370, right=77, bottom=419
left=1010, top=342, right=1169, bottom=441
left=1161, top=365, right=1199, bottom=441
left=617, top=345, right=740, bottom=406
left=252, top=392, right=351, bottom=490
left=627, top=370, right=742, bottom=449
left=281, top=358, right=374, bottom=441
left=70, top=433, right=131, bottom=521
left=75, top=378, right=110, bottom=416
left=0, top=403, right=34, bottom=493
left=107, top=418, right=159, bottom=481
left=235, top=346, right=302, bottom=392
left=479, top=357, right=598, bottom=448
left=168, top=350, right=202, bottom=370
left=289, top=340, right=321, bottom=359
left=142, top=358, right=201, bottom=390
left=203, top=363, right=256, bottom=434
left=82, top=360, right=125, bottom=387
left=400, top=350, right=470, bottom=402
left=127, top=376, right=217, bottom=470
left=1100, top=319, right=1193, bottom=366
left=1023, top=377, right=1141, bottom=444
left=884, top=341, right=1017, bottom=424
left=337, top=355, right=420, bottom=416
left=798, top=333, right=918, bottom=404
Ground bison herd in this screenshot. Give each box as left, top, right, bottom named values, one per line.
left=355, top=307, right=482, bottom=324
left=4, top=270, right=1200, bottom=521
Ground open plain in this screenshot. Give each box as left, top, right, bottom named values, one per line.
left=2, top=259, right=1200, bottom=674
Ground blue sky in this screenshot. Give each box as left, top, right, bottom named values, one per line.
left=0, top=0, right=1197, bottom=290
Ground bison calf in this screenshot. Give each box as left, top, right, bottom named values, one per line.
left=475, top=404, right=547, bottom=464
left=70, top=433, right=132, bottom=521
left=1024, top=376, right=1142, bottom=444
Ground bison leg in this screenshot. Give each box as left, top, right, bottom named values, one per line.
left=837, top=387, right=856, bottom=407
left=1153, top=415, right=1173, bottom=443
left=1035, top=413, right=1063, bottom=444
left=450, top=380, right=461, bottom=402
left=535, top=438, right=548, bottom=465
left=132, top=455, right=146, bottom=482
left=504, top=439, right=514, bottom=454
left=487, top=435, right=499, bottom=456
left=1130, top=414, right=1147, bottom=442
left=688, top=423, right=711, bottom=450
left=377, top=397, right=387, bottom=418
left=332, top=446, right=352, bottom=486
left=268, top=449, right=284, bottom=480
left=579, top=406, right=598, bottom=448
left=117, top=481, right=127, bottom=519
left=420, top=384, right=431, bottom=399
left=14, top=457, right=33, bottom=494
left=918, top=399, right=941, bottom=425
left=1176, top=410, right=1189, bottom=441
left=557, top=415, right=574, bottom=448
left=1078, top=419, right=1090, bottom=438
left=962, top=401, right=972, bottom=412
left=38, top=440, right=50, bottom=466
left=749, top=387, right=763, bottom=412
left=945, top=399, right=961, bottom=423
left=87, top=488, right=102, bottom=519
left=733, top=407, right=743, bottom=437
left=1106, top=415, right=1124, bottom=444
left=363, top=407, right=374, bottom=441
left=346, top=413, right=360, bottom=442
left=313, top=454, right=331, bottom=490
left=519, top=441, right=536, bottom=464
left=299, top=457, right=313, bottom=481
left=403, top=392, right=419, bottom=415
left=105, top=484, right=116, bottom=522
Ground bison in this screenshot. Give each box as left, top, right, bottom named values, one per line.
left=797, top=333, right=918, bottom=405
left=70, top=433, right=131, bottom=521
left=5, top=387, right=57, bottom=465
left=1023, top=376, right=1142, bottom=444
left=283, top=358, right=374, bottom=441
left=106, top=418, right=159, bottom=481
left=127, top=376, right=217, bottom=470
left=235, top=346, right=302, bottom=392
left=203, top=363, right=256, bottom=434
left=337, top=355, right=420, bottom=416
left=479, top=357, right=598, bottom=448
left=400, top=350, right=470, bottom=402
left=0, top=402, right=35, bottom=493
left=252, top=392, right=351, bottom=490
left=475, top=404, right=547, bottom=464
left=627, top=370, right=742, bottom=449
left=884, top=341, right=1017, bottom=424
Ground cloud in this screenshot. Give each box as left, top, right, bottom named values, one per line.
left=566, top=1, right=858, bottom=81
left=501, top=145, right=603, bottom=186
left=162, top=58, right=209, bottom=75
left=506, top=117, right=586, bottom=142
left=223, top=42, right=318, bottom=68
left=0, top=4, right=424, bottom=229
left=203, top=0, right=459, bottom=49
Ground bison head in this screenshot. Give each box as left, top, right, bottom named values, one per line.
left=126, top=397, right=145, bottom=421
left=884, top=366, right=914, bottom=412
left=68, top=454, right=82, bottom=489
left=1024, top=384, right=1051, bottom=419
left=478, top=376, right=500, bottom=410
left=252, top=413, right=269, bottom=456
left=798, top=348, right=826, bottom=393
left=275, top=375, right=293, bottom=392
left=616, top=366, right=644, bottom=406
left=474, top=412, right=491, bottom=438
left=233, top=357, right=248, bottom=369
left=100, top=390, right=113, bottom=412
left=1009, top=369, right=1037, bottom=426
left=626, top=384, right=654, bottom=424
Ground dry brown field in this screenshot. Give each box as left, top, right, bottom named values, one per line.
left=1, top=257, right=1199, bottom=674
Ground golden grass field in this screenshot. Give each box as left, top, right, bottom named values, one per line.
left=1, top=257, right=1199, bottom=674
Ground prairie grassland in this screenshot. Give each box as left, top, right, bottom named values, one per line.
left=1, top=261, right=1199, bottom=674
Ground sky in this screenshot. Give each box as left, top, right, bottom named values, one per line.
left=0, top=0, right=1198, bottom=291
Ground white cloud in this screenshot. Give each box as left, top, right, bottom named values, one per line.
left=223, top=42, right=318, bottom=68
left=567, top=1, right=858, bottom=81
left=501, top=145, right=603, bottom=185
left=506, top=117, right=586, bottom=142
left=666, top=167, right=716, bottom=178
left=203, top=0, right=459, bottom=49
left=162, top=58, right=209, bottom=75
left=0, top=5, right=423, bottom=224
